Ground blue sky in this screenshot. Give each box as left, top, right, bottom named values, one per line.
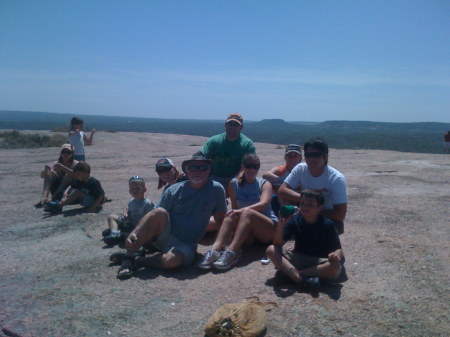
left=1, top=1, right=449, bottom=122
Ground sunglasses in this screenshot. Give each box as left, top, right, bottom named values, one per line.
left=129, top=176, right=144, bottom=182
left=304, top=151, right=323, bottom=158
left=243, top=163, right=260, bottom=170
left=156, top=166, right=172, bottom=174
left=61, top=150, right=72, bottom=154
left=187, top=164, right=210, bottom=172
left=226, top=121, right=240, bottom=127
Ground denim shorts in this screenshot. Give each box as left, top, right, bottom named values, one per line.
left=146, top=219, right=196, bottom=266
left=73, top=155, right=85, bottom=161
left=77, top=188, right=95, bottom=207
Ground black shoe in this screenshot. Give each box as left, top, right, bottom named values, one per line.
left=300, top=276, right=320, bottom=291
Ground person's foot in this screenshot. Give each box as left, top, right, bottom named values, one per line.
left=198, top=249, right=221, bottom=270
left=102, top=228, right=111, bottom=238
left=299, top=276, right=320, bottom=291
left=212, top=250, right=240, bottom=270
left=44, top=201, right=62, bottom=213
left=117, top=256, right=135, bottom=279
left=104, top=231, right=123, bottom=245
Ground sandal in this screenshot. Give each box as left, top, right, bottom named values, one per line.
left=117, top=256, right=135, bottom=279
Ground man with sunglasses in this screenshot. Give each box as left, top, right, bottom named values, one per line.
left=202, top=113, right=256, bottom=190
left=278, top=138, right=347, bottom=234
left=118, top=152, right=227, bottom=276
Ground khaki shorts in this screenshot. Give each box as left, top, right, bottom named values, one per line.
left=283, top=249, right=329, bottom=270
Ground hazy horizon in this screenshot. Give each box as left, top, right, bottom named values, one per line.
left=1, top=1, right=449, bottom=123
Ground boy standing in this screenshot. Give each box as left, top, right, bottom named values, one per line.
left=103, top=176, right=154, bottom=245
left=266, top=189, right=344, bottom=289
left=45, top=162, right=105, bottom=213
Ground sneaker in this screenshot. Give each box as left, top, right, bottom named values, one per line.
left=198, top=249, right=221, bottom=270
left=44, top=201, right=62, bottom=214
left=104, top=231, right=123, bottom=245
left=300, top=276, right=320, bottom=291
left=101, top=228, right=111, bottom=238
left=212, top=250, right=240, bottom=270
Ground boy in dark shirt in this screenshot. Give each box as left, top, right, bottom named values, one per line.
left=266, top=189, right=343, bottom=288
left=45, top=162, right=105, bottom=213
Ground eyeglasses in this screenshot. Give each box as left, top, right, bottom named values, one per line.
left=226, top=121, right=240, bottom=127
left=304, top=151, right=323, bottom=158
left=156, top=166, right=172, bottom=174
left=243, top=163, right=260, bottom=170
left=129, top=176, right=144, bottom=182
left=187, top=164, right=210, bottom=172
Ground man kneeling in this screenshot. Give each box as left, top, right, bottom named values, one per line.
left=117, top=152, right=227, bottom=278
left=266, top=189, right=344, bottom=290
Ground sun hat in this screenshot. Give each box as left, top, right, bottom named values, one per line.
left=226, top=113, right=243, bottom=125
left=155, top=158, right=174, bottom=171
left=285, top=144, right=301, bottom=155
left=60, top=144, right=72, bottom=152
left=181, top=151, right=213, bottom=174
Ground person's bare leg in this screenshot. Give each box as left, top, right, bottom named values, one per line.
left=210, top=214, right=239, bottom=251
left=299, top=260, right=341, bottom=280
left=227, top=209, right=275, bottom=252
left=59, top=190, right=83, bottom=207
left=41, top=171, right=57, bottom=203
left=266, top=245, right=302, bottom=283
left=107, top=214, right=120, bottom=231
left=125, top=208, right=169, bottom=255
left=136, top=250, right=185, bottom=269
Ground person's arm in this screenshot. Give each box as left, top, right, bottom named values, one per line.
left=262, top=166, right=282, bottom=184
left=328, top=249, right=344, bottom=262
left=84, top=129, right=96, bottom=146
left=278, top=182, right=301, bottom=204
left=53, top=162, right=73, bottom=175
left=322, top=203, right=347, bottom=222
left=272, top=214, right=293, bottom=246
left=227, top=181, right=238, bottom=210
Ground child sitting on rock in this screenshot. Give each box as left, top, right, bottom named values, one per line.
left=103, top=176, right=154, bottom=246
left=265, top=189, right=344, bottom=290
left=44, top=162, right=105, bottom=213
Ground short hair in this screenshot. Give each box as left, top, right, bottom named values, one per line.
left=70, top=116, right=84, bottom=126
left=303, top=137, right=329, bottom=154
left=300, top=189, right=325, bottom=206
left=73, top=161, right=91, bottom=174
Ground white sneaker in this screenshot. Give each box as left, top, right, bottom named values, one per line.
left=198, top=249, right=221, bottom=270
left=212, top=250, right=240, bottom=270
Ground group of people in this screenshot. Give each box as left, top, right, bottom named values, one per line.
left=38, top=113, right=348, bottom=290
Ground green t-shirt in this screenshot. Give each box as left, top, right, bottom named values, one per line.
left=202, top=132, right=256, bottom=178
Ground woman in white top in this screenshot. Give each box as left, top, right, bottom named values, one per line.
left=198, top=153, right=277, bottom=271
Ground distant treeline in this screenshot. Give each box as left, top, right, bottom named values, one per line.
left=1, top=110, right=449, bottom=154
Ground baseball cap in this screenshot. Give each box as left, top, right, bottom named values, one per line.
left=226, top=113, right=243, bottom=125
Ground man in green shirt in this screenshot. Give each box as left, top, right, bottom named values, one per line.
left=202, top=113, right=256, bottom=190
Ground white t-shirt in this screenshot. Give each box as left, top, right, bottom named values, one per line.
left=284, top=163, right=347, bottom=210
left=68, top=131, right=85, bottom=156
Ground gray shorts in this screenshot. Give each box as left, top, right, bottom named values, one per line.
left=283, top=249, right=329, bottom=270
left=78, top=188, right=96, bottom=207
left=146, top=219, right=196, bottom=267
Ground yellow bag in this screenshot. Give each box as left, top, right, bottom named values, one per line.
left=204, top=297, right=277, bottom=337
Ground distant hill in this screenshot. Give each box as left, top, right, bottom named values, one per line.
left=0, top=110, right=449, bottom=153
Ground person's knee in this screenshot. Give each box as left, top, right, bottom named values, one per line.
left=162, top=251, right=184, bottom=269
left=266, top=245, right=277, bottom=257
left=327, top=260, right=341, bottom=278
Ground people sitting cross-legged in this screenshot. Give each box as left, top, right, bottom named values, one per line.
left=103, top=176, right=154, bottom=246
left=198, top=153, right=278, bottom=271
left=262, top=144, right=302, bottom=215
left=115, top=152, right=227, bottom=278
left=266, top=189, right=344, bottom=290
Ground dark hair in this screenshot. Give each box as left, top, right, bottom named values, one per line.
left=58, top=152, right=74, bottom=165
left=157, top=167, right=182, bottom=189
left=70, top=117, right=84, bottom=127
left=237, top=153, right=260, bottom=186
left=73, top=161, right=91, bottom=174
left=303, top=137, right=328, bottom=154
left=300, top=189, right=324, bottom=206
left=303, top=137, right=328, bottom=164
